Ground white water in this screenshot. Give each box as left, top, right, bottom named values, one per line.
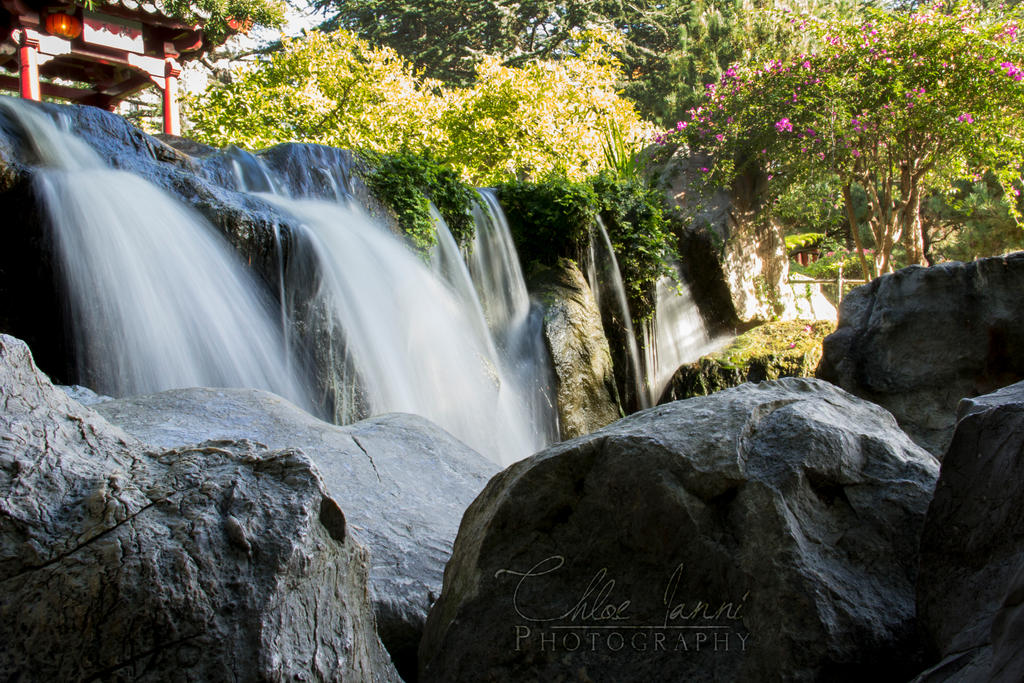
left=429, top=204, right=495, bottom=353
left=469, top=189, right=531, bottom=333
left=590, top=218, right=648, bottom=409
left=469, top=189, right=559, bottom=443
left=265, top=196, right=548, bottom=464
left=642, top=273, right=727, bottom=405
left=1, top=98, right=311, bottom=407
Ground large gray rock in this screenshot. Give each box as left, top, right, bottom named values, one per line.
left=657, top=147, right=798, bottom=325
left=94, top=387, right=499, bottom=679
left=0, top=334, right=400, bottom=681
left=818, top=252, right=1024, bottom=457
left=420, top=377, right=939, bottom=682
left=915, top=380, right=1024, bottom=682
left=529, top=258, right=622, bottom=439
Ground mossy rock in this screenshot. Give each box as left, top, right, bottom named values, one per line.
left=658, top=320, right=835, bottom=403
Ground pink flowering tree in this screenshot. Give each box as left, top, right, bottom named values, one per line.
left=666, top=2, right=1024, bottom=278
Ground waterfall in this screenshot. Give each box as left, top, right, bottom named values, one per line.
left=468, top=189, right=531, bottom=333
left=469, top=188, right=559, bottom=444
left=590, top=218, right=648, bottom=409
left=2, top=96, right=556, bottom=464
left=642, top=272, right=726, bottom=405
left=0, top=98, right=312, bottom=408
left=233, top=151, right=555, bottom=463
left=429, top=204, right=495, bottom=353
left=263, top=195, right=549, bottom=464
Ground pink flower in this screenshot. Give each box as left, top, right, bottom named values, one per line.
left=775, top=118, right=793, bottom=132
left=715, top=134, right=725, bottom=141
left=957, top=113, right=974, bottom=123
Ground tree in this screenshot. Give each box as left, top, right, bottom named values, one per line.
left=164, top=0, right=286, bottom=42
left=183, top=28, right=653, bottom=185
left=311, top=0, right=865, bottom=127
left=669, top=2, right=1024, bottom=278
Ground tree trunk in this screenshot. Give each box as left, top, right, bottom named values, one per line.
left=899, top=172, right=927, bottom=266
left=842, top=183, right=875, bottom=279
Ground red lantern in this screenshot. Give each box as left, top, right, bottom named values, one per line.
left=45, top=12, right=82, bottom=40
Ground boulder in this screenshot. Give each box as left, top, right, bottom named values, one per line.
left=528, top=258, right=622, bottom=439
left=818, top=253, right=1024, bottom=457
left=94, top=387, right=499, bottom=680
left=915, top=380, right=1024, bottom=681
left=656, top=147, right=798, bottom=326
left=0, top=334, right=400, bottom=681
left=420, top=377, right=939, bottom=682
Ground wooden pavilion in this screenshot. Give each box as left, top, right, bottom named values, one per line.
left=0, top=0, right=212, bottom=135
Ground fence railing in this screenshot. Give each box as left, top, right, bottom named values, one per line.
left=788, top=265, right=868, bottom=304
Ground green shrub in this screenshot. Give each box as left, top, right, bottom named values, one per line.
left=785, top=232, right=824, bottom=253
left=590, top=171, right=678, bottom=325
left=497, top=177, right=599, bottom=267
left=360, top=152, right=477, bottom=252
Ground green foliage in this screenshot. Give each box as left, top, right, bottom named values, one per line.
left=669, top=2, right=1024, bottom=278
left=785, top=232, right=824, bottom=252
left=590, top=172, right=678, bottom=323
left=497, top=177, right=599, bottom=267
left=924, top=175, right=1024, bottom=262
left=661, top=320, right=834, bottom=401
left=789, top=236, right=875, bottom=281
left=162, top=0, right=285, bottom=42
left=312, top=0, right=864, bottom=128
left=361, top=152, right=477, bottom=253
left=500, top=172, right=678, bottom=325
left=184, top=27, right=652, bottom=185
left=184, top=30, right=442, bottom=152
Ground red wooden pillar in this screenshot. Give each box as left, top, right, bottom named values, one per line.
left=162, top=58, right=181, bottom=136
left=18, top=32, right=41, bottom=101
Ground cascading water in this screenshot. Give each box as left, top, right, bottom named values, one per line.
left=222, top=144, right=556, bottom=463
left=469, top=189, right=559, bottom=444
left=263, top=195, right=550, bottom=464
left=642, top=271, right=726, bottom=405
left=590, top=217, right=648, bottom=409
left=429, top=204, right=495, bottom=352
left=0, top=97, right=312, bottom=408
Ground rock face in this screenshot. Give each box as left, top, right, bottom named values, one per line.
left=0, top=334, right=400, bottom=682
left=915, top=380, right=1024, bottom=682
left=528, top=258, right=622, bottom=439
left=94, top=387, right=499, bottom=680
left=657, top=147, right=798, bottom=326
left=818, top=253, right=1024, bottom=457
left=420, top=377, right=939, bottom=682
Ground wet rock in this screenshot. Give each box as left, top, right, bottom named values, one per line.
left=818, top=252, right=1024, bottom=457
left=0, top=334, right=400, bottom=682
left=94, top=387, right=499, bottom=680
left=528, top=258, right=622, bottom=439
left=420, top=377, right=938, bottom=682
